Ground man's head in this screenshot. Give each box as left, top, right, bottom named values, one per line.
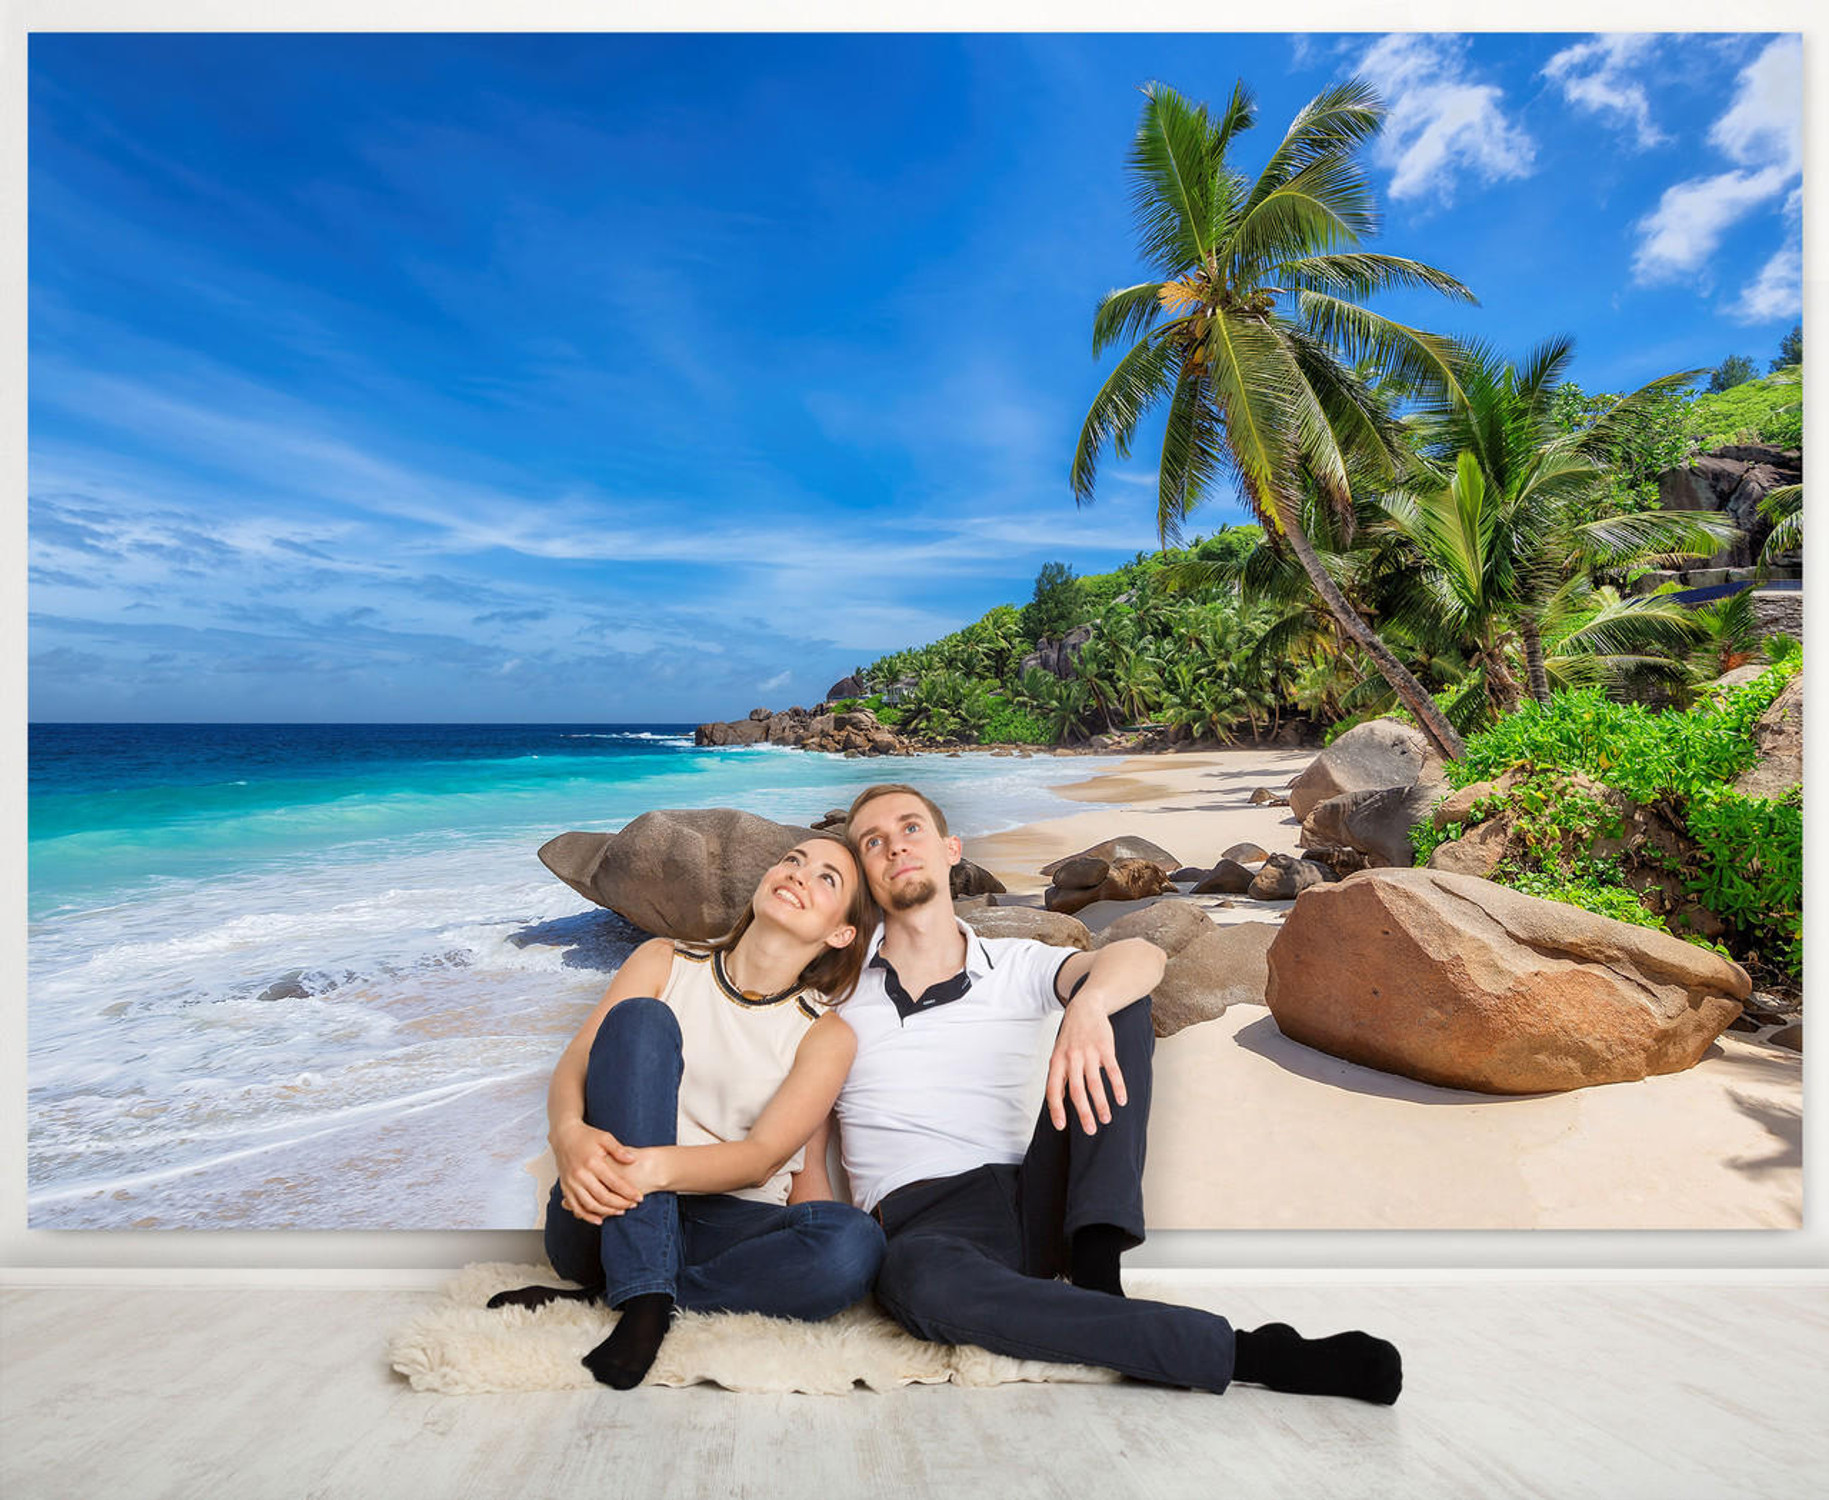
left=844, top=783, right=960, bottom=912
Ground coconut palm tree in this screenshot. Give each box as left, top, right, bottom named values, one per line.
left=1392, top=338, right=1739, bottom=704
left=1072, top=78, right=1478, bottom=758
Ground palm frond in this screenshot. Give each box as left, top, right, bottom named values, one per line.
left=1241, top=77, right=1383, bottom=210
left=1156, top=372, right=1235, bottom=545
left=1129, top=82, right=1223, bottom=272
left=1297, top=291, right=1465, bottom=403
left=1071, top=325, right=1187, bottom=504
left=1276, top=252, right=1477, bottom=304
left=1091, top=282, right=1169, bottom=358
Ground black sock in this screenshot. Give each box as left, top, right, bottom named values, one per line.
left=1069, top=1223, right=1129, bottom=1297
left=486, top=1283, right=600, bottom=1312
left=1232, top=1324, right=1403, bottom=1405
left=580, top=1293, right=676, bottom=1390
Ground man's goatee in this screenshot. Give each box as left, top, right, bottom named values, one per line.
left=886, top=876, right=939, bottom=911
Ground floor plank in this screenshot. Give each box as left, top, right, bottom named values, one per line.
left=3, top=1281, right=1824, bottom=1499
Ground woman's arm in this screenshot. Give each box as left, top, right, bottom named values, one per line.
left=623, top=1014, right=857, bottom=1198
left=786, top=1113, right=837, bottom=1205
left=547, top=937, right=676, bottom=1224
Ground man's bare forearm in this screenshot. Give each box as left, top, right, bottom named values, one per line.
left=1070, top=937, right=1166, bottom=1016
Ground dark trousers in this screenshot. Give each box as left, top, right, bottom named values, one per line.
left=870, top=997, right=1235, bottom=1392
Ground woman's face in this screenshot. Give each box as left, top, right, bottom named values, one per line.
left=755, top=840, right=859, bottom=948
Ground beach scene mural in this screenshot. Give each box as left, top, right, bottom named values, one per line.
left=28, top=33, right=1802, bottom=1230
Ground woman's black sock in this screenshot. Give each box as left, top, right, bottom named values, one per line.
left=486, top=1284, right=599, bottom=1312
left=1231, top=1323, right=1403, bottom=1405
left=580, top=1293, right=676, bottom=1390
left=1069, top=1223, right=1128, bottom=1296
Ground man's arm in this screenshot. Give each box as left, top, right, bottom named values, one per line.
left=1045, top=937, right=1166, bottom=1135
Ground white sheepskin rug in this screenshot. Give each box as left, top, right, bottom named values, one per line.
left=389, top=1261, right=1125, bottom=1395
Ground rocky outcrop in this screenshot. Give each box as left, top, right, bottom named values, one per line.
left=1734, top=675, right=1802, bottom=801
left=694, top=705, right=923, bottom=756
left=1287, top=719, right=1441, bottom=822
left=1299, top=781, right=1440, bottom=869
left=1655, top=443, right=1801, bottom=568
left=1265, top=868, right=1749, bottom=1094
left=539, top=809, right=811, bottom=942
left=1018, top=624, right=1095, bottom=681
left=826, top=675, right=865, bottom=701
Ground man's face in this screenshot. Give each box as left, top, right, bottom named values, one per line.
left=848, top=791, right=960, bottom=912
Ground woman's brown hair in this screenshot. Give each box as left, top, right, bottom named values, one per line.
left=707, top=830, right=879, bottom=1004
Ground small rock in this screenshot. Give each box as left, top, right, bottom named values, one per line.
left=1169, top=866, right=1208, bottom=883
left=1040, top=837, right=1181, bottom=878
left=1769, top=1023, right=1802, bottom=1053
left=256, top=970, right=309, bottom=1003
left=1220, top=842, right=1268, bottom=864
left=950, top=860, right=1007, bottom=898
left=1247, top=853, right=1331, bottom=900
left=1096, top=899, right=1213, bottom=958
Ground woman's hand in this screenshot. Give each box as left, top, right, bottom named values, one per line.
left=618, top=1148, right=670, bottom=1199
left=552, top=1119, right=641, bottom=1225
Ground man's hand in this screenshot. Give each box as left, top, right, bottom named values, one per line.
left=552, top=1120, right=641, bottom=1224
left=1046, top=998, right=1128, bottom=1134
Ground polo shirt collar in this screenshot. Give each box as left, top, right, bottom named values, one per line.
left=866, top=916, right=998, bottom=1022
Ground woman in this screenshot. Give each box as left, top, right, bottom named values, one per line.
left=490, top=831, right=885, bottom=1389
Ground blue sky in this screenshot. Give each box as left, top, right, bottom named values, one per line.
left=27, top=31, right=1804, bottom=723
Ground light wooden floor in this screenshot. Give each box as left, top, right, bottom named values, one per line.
left=4, top=1278, right=1826, bottom=1499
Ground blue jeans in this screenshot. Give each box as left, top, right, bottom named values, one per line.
left=543, top=996, right=884, bottom=1318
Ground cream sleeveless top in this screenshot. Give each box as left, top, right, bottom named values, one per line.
left=660, top=945, right=825, bottom=1205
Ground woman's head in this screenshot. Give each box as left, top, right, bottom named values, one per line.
left=713, top=831, right=878, bottom=1003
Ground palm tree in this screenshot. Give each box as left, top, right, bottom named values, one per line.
left=1758, top=484, right=1802, bottom=564
left=1072, top=78, right=1478, bottom=759
left=1392, top=338, right=1740, bottom=704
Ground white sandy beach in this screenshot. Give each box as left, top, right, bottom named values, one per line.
left=963, top=748, right=1803, bottom=1231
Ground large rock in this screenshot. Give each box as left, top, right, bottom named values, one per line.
left=1045, top=856, right=1174, bottom=915
left=1288, top=720, right=1438, bottom=821
left=1095, top=899, right=1214, bottom=958
left=826, top=675, right=865, bottom=701
left=1734, top=676, right=1802, bottom=801
left=1300, top=781, right=1441, bottom=869
left=1040, top=837, right=1182, bottom=879
left=1151, top=922, right=1280, bottom=1037
left=538, top=809, right=811, bottom=942
left=694, top=718, right=767, bottom=747
left=958, top=905, right=1092, bottom=950
left=1265, top=868, right=1750, bottom=1094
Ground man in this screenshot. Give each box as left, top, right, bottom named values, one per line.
left=835, top=783, right=1402, bottom=1403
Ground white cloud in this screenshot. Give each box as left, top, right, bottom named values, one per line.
left=1709, top=35, right=1802, bottom=173
left=1541, top=35, right=1668, bottom=148
left=1730, top=244, right=1802, bottom=324
left=757, top=670, right=791, bottom=692
left=1630, top=37, right=1802, bottom=291
left=1356, top=35, right=1534, bottom=205
left=1632, top=166, right=1795, bottom=284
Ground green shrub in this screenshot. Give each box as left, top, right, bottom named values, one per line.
left=1683, top=786, right=1803, bottom=976
left=1500, top=868, right=1666, bottom=932
left=981, top=701, right=1052, bottom=745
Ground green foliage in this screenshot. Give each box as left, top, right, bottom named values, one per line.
left=1549, top=380, right=1696, bottom=513
left=1501, top=869, right=1667, bottom=932
left=1446, top=664, right=1797, bottom=801
left=1770, top=323, right=1801, bottom=371
left=1023, top=562, right=1085, bottom=642
left=1683, top=786, right=1803, bottom=975
left=1763, top=632, right=1801, bottom=667
left=1439, top=664, right=1801, bottom=976
left=1706, top=354, right=1757, bottom=393
left=1689, top=368, right=1803, bottom=451
left=981, top=701, right=1052, bottom=745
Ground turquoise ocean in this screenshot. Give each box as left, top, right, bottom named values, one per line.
left=27, top=723, right=1123, bottom=1229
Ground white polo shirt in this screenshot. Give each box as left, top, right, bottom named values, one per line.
left=834, top=918, right=1074, bottom=1213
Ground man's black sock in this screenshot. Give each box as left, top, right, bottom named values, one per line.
left=1069, top=1223, right=1128, bottom=1297
left=1232, top=1323, right=1403, bottom=1405
left=486, top=1283, right=599, bottom=1312
left=580, top=1293, right=676, bottom=1390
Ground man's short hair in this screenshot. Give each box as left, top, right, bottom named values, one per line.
left=845, top=782, right=951, bottom=839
